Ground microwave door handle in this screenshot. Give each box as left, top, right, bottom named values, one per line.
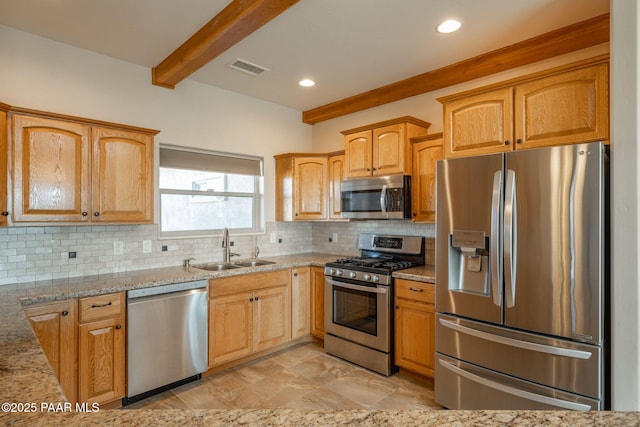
left=380, top=184, right=388, bottom=214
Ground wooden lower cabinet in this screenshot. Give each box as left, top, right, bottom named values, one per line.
left=209, top=270, right=291, bottom=367
left=77, top=293, right=125, bottom=404
left=310, top=266, right=325, bottom=339
left=24, top=300, right=78, bottom=403
left=291, top=267, right=311, bottom=339
left=394, top=279, right=435, bottom=378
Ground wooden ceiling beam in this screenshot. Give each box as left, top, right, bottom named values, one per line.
left=302, top=13, right=610, bottom=125
left=152, top=0, right=299, bottom=89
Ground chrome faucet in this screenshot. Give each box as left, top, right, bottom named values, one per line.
left=222, top=228, right=240, bottom=263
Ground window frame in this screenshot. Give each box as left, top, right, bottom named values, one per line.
left=158, top=144, right=264, bottom=239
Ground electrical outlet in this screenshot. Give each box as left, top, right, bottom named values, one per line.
left=143, top=240, right=152, bottom=253
left=162, top=245, right=168, bottom=252
left=68, top=252, right=76, bottom=259
left=332, top=232, right=339, bottom=243
left=113, top=241, right=124, bottom=255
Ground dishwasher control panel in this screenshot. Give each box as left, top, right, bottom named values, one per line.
left=127, top=279, right=208, bottom=299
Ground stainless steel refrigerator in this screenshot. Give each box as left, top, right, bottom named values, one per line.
left=435, top=141, right=608, bottom=410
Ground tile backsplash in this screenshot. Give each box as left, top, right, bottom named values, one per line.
left=0, top=220, right=435, bottom=287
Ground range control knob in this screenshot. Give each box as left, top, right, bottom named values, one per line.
left=371, top=275, right=380, bottom=283
left=329, top=268, right=336, bottom=275
left=336, top=270, right=343, bottom=277
left=349, top=271, right=357, bottom=279
left=363, top=274, right=371, bottom=281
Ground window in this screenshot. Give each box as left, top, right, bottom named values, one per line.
left=159, top=145, right=264, bottom=238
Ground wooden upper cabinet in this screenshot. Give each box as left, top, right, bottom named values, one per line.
left=91, top=127, right=153, bottom=222
left=12, top=115, right=91, bottom=222
left=440, top=56, right=609, bottom=158
left=275, top=153, right=329, bottom=221
left=442, top=88, right=514, bottom=158
left=342, top=117, right=430, bottom=179
left=514, top=62, right=609, bottom=149
left=328, top=152, right=344, bottom=220
left=0, top=105, right=9, bottom=225
left=411, top=133, right=443, bottom=223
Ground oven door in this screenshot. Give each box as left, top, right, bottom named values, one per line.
left=324, top=276, right=391, bottom=352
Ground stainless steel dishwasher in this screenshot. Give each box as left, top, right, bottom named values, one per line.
left=124, top=280, right=208, bottom=404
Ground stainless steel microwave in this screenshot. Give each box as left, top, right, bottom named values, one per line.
left=341, top=175, right=411, bottom=220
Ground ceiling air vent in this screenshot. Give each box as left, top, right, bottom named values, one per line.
left=226, top=58, right=270, bottom=76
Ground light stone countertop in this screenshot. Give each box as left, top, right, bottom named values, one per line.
left=1, top=253, right=638, bottom=426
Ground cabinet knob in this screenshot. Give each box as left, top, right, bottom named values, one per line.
left=255, top=296, right=259, bottom=301
left=293, top=272, right=298, bottom=277
left=366, top=168, right=371, bottom=172
left=93, top=212, right=100, bottom=217
left=412, top=212, right=417, bottom=217
left=504, top=140, right=510, bottom=145
left=61, top=310, right=69, bottom=316
left=82, top=212, right=88, bottom=216
left=295, top=213, right=298, bottom=216
left=516, top=139, right=523, bottom=144
left=1, top=212, right=8, bottom=216
left=395, top=305, right=399, bottom=309
left=250, top=297, right=254, bottom=302
left=115, top=324, right=122, bottom=330
left=372, top=167, right=377, bottom=171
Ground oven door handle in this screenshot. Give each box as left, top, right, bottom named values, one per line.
left=326, top=277, right=388, bottom=294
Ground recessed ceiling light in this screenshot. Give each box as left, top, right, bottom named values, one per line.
left=437, top=19, right=462, bottom=34
left=299, top=79, right=315, bottom=87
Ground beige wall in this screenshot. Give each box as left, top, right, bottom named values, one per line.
left=0, top=25, right=313, bottom=224
left=311, top=43, right=609, bottom=152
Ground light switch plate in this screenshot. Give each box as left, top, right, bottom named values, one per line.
left=143, top=240, right=152, bottom=253
left=113, top=241, right=124, bottom=255
left=332, top=232, right=339, bottom=243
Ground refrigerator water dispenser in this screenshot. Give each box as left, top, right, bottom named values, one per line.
left=448, top=230, right=489, bottom=296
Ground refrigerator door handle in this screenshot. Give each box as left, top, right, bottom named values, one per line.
left=438, top=359, right=592, bottom=411
left=504, top=169, right=517, bottom=308
left=439, top=318, right=593, bottom=359
left=490, top=171, right=503, bottom=307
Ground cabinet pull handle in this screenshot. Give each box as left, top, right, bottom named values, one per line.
left=93, top=212, right=100, bottom=217
left=516, top=139, right=523, bottom=144
left=115, top=324, right=122, bottom=330
left=82, top=212, right=88, bottom=216
left=505, top=140, right=510, bottom=145
left=61, top=310, right=69, bottom=316
left=1, top=212, right=8, bottom=216
left=255, top=296, right=260, bottom=301
left=91, top=301, right=112, bottom=308
left=250, top=298, right=254, bottom=302
left=409, top=287, right=424, bottom=292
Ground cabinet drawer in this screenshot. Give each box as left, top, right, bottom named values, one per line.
left=395, top=279, right=434, bottom=304
left=79, top=293, right=124, bottom=322
left=209, top=269, right=290, bottom=298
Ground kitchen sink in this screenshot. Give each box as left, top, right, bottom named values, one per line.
left=192, top=263, right=240, bottom=271
left=233, top=260, right=276, bottom=268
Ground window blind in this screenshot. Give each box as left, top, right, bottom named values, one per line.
left=159, top=146, right=263, bottom=176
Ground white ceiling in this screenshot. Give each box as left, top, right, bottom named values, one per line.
left=0, top=0, right=610, bottom=112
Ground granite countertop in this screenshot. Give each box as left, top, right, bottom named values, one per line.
left=392, top=265, right=435, bottom=283
left=1, top=254, right=638, bottom=426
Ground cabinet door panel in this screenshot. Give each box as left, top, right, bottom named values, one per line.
left=444, top=88, right=513, bottom=158
left=293, top=157, right=328, bottom=220
left=329, top=154, right=344, bottom=219
left=0, top=109, right=8, bottom=226
left=78, top=316, right=125, bottom=404
left=209, top=292, right=253, bottom=366
left=373, top=124, right=405, bottom=175
left=395, top=298, right=435, bottom=377
left=25, top=300, right=77, bottom=402
left=92, top=127, right=153, bottom=222
left=12, top=115, right=90, bottom=221
left=310, top=267, right=325, bottom=339
left=412, top=136, right=442, bottom=222
left=344, top=130, right=372, bottom=178
left=254, top=285, right=290, bottom=351
left=515, top=63, right=609, bottom=148
left=291, top=268, right=311, bottom=339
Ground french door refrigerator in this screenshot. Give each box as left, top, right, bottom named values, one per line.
left=435, top=141, right=608, bottom=410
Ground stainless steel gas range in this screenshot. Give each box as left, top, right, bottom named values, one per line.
left=324, top=233, right=425, bottom=376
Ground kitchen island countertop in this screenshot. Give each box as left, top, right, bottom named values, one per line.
left=1, top=254, right=637, bottom=426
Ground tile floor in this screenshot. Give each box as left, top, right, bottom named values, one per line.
left=126, top=342, right=442, bottom=410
